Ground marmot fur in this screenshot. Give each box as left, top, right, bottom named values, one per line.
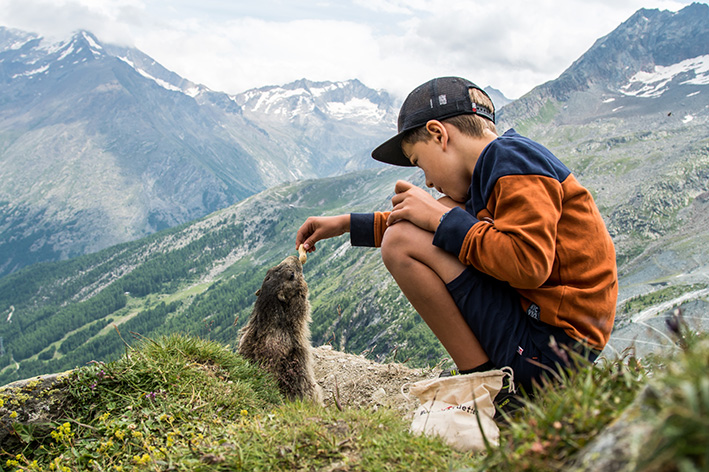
left=238, top=255, right=322, bottom=402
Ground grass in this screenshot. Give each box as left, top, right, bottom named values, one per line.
left=0, top=334, right=468, bottom=471
left=479, top=348, right=647, bottom=471
left=2, top=323, right=708, bottom=471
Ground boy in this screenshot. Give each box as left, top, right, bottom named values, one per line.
left=295, top=76, right=617, bottom=392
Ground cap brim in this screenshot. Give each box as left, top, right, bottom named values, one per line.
left=371, top=132, right=415, bottom=167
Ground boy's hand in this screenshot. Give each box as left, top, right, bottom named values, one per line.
left=296, top=215, right=350, bottom=252
left=388, top=180, right=449, bottom=232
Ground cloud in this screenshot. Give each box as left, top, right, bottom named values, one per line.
left=0, top=0, right=141, bottom=45
left=0, top=0, right=699, bottom=100
left=134, top=17, right=381, bottom=94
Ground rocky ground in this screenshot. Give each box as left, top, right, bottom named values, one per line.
left=311, top=345, right=436, bottom=416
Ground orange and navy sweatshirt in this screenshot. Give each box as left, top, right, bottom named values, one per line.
left=350, top=129, right=617, bottom=351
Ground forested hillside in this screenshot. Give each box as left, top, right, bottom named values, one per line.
left=0, top=167, right=446, bottom=386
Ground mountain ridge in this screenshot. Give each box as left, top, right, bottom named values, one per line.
left=0, top=28, right=399, bottom=276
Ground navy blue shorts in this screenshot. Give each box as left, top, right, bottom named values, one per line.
left=446, top=266, right=598, bottom=393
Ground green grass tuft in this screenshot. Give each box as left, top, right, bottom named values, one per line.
left=478, top=348, right=648, bottom=471
left=3, top=329, right=709, bottom=471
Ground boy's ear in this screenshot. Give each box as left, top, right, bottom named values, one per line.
left=425, top=120, right=448, bottom=148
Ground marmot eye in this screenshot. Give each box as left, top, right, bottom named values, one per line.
left=289, top=272, right=295, bottom=280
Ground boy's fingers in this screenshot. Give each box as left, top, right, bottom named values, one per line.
left=296, top=219, right=316, bottom=249
left=391, top=192, right=404, bottom=206
left=394, top=180, right=414, bottom=194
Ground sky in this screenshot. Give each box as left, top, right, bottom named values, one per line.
left=0, top=0, right=702, bottom=100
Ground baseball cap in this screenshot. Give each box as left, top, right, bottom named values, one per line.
left=372, top=77, right=495, bottom=167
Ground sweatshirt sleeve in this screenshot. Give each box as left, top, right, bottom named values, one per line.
left=350, top=211, right=391, bottom=247
left=434, top=175, right=563, bottom=289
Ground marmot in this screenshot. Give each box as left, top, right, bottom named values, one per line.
left=238, top=255, right=322, bottom=402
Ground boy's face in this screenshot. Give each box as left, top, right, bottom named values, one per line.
left=401, top=134, right=472, bottom=203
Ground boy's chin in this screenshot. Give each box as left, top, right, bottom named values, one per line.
left=437, top=194, right=466, bottom=206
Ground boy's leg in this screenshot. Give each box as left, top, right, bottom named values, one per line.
left=380, top=220, right=489, bottom=371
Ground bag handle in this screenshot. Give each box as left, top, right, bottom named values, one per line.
left=500, top=366, right=517, bottom=394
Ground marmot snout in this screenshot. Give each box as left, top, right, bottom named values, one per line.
left=238, top=255, right=322, bottom=402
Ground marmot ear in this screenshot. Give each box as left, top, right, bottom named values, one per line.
left=278, top=290, right=287, bottom=302
left=255, top=289, right=261, bottom=297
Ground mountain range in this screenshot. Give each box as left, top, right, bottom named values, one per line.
left=0, top=29, right=404, bottom=275
left=0, top=3, right=708, bottom=384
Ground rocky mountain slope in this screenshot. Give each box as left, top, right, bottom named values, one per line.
left=498, top=2, right=709, bottom=308
left=0, top=28, right=398, bottom=276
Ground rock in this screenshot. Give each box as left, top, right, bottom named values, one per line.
left=0, top=372, right=72, bottom=449
left=571, top=385, right=657, bottom=472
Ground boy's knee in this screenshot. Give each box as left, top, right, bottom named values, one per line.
left=380, top=221, right=416, bottom=267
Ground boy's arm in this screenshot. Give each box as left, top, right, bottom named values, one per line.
left=296, top=214, right=351, bottom=252
left=350, top=212, right=391, bottom=247
left=434, top=175, right=562, bottom=289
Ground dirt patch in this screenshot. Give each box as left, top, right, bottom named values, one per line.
left=312, top=345, right=437, bottom=416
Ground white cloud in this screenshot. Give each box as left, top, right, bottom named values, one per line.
left=0, top=0, right=700, bottom=100
left=135, top=17, right=381, bottom=94
left=0, top=0, right=141, bottom=45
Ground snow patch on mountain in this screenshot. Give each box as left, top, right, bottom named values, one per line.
left=309, top=83, right=342, bottom=97
left=326, top=97, right=386, bottom=122
left=57, top=43, right=75, bottom=61
left=7, top=38, right=31, bottom=50
left=117, top=56, right=199, bottom=97
left=11, top=64, right=49, bottom=79
left=620, top=55, right=709, bottom=98
left=248, top=87, right=311, bottom=114
left=241, top=83, right=390, bottom=124
left=82, top=32, right=102, bottom=53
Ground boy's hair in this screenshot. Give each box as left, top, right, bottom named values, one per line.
left=402, top=87, right=498, bottom=147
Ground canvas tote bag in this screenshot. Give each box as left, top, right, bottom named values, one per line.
left=402, top=367, right=514, bottom=452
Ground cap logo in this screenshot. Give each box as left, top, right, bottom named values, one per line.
left=438, top=94, right=447, bottom=105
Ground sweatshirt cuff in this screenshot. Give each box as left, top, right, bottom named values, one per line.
left=432, top=207, right=479, bottom=256
left=350, top=213, right=376, bottom=247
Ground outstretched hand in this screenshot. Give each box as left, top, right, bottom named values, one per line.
left=295, top=214, right=350, bottom=253
left=387, top=180, right=450, bottom=232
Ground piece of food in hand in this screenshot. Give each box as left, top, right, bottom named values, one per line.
left=298, top=244, right=307, bottom=264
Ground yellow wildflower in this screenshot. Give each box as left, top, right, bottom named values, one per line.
left=9, top=411, right=18, bottom=419
left=132, top=454, right=151, bottom=466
